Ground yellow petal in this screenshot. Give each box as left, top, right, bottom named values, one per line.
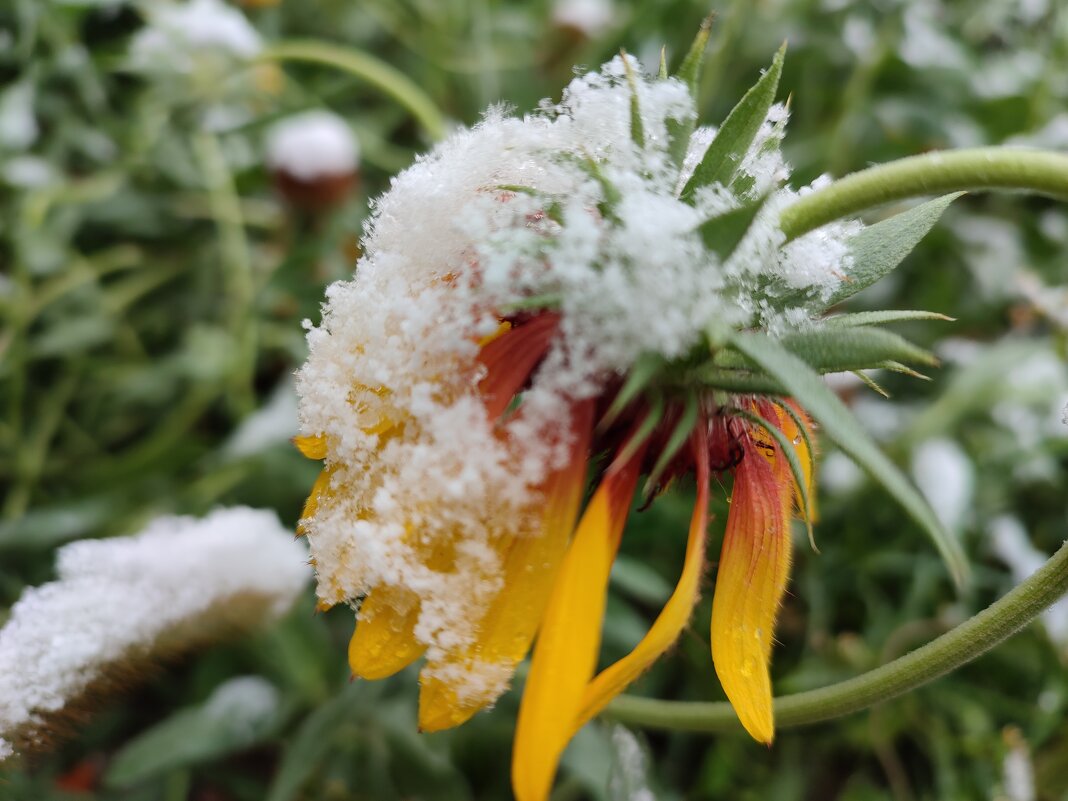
left=511, top=455, right=641, bottom=801
left=710, top=439, right=793, bottom=744
left=298, top=466, right=336, bottom=535
left=349, top=586, right=427, bottom=680
left=419, top=402, right=594, bottom=732
left=293, top=434, right=328, bottom=460
left=573, top=426, right=710, bottom=730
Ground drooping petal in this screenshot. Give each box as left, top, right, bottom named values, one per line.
left=418, top=400, right=594, bottom=732
left=710, top=435, right=793, bottom=744
left=511, top=448, right=643, bottom=801
left=572, top=422, right=710, bottom=731
left=349, top=585, right=427, bottom=680
left=298, top=466, right=336, bottom=535
left=294, top=434, right=328, bottom=460
left=478, top=313, right=560, bottom=420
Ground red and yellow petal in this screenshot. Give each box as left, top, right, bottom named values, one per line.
left=349, top=586, right=427, bottom=680
left=572, top=423, right=711, bottom=730
left=511, top=444, right=644, bottom=801
left=710, top=435, right=793, bottom=744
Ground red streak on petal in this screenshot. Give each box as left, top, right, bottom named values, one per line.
left=477, top=313, right=560, bottom=421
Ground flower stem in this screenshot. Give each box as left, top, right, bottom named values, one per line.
left=606, top=538, right=1068, bottom=733
left=779, top=147, right=1068, bottom=240
left=261, top=41, right=448, bottom=141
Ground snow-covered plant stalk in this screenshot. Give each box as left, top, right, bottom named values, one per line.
left=294, top=24, right=1068, bottom=801
left=0, top=508, right=309, bottom=762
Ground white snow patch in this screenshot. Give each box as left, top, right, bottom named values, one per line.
left=0, top=508, right=308, bottom=760
left=224, top=380, right=299, bottom=457
left=911, top=438, right=974, bottom=533
left=552, top=0, right=615, bottom=36
left=266, top=110, right=360, bottom=180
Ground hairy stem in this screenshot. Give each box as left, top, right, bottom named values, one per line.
left=607, top=539, right=1068, bottom=733
left=780, top=147, right=1068, bottom=239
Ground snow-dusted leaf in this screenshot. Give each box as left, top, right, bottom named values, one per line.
left=696, top=196, right=768, bottom=259
left=828, top=193, right=962, bottom=305
left=680, top=43, right=786, bottom=202
left=780, top=327, right=937, bottom=372
left=823, top=310, right=954, bottom=327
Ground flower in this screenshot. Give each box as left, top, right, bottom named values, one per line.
left=296, top=52, right=856, bottom=800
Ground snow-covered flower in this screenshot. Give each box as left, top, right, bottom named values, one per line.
left=295, top=50, right=933, bottom=801
left=0, top=508, right=309, bottom=761
left=129, top=0, right=262, bottom=75
left=266, top=110, right=360, bottom=210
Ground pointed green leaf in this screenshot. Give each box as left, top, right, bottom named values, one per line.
left=643, top=391, right=700, bottom=501
left=828, top=193, right=962, bottom=305
left=697, top=196, right=768, bottom=260
left=666, top=18, right=712, bottom=172
left=851, top=369, right=890, bottom=398
left=597, top=353, right=664, bottom=433
left=621, top=51, right=645, bottom=149
left=657, top=46, right=669, bottom=80
left=824, top=310, right=954, bottom=327
left=612, top=394, right=665, bottom=469
left=680, top=42, right=786, bottom=203
left=780, top=327, right=938, bottom=373
left=676, top=16, right=713, bottom=93
left=728, top=331, right=969, bottom=588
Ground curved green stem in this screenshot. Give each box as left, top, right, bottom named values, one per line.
left=780, top=147, right=1068, bottom=240
left=261, top=41, right=448, bottom=141
left=607, top=539, right=1068, bottom=733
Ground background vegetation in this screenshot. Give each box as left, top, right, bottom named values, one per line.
left=1, top=0, right=1067, bottom=798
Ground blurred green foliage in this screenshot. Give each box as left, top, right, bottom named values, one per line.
left=1, top=0, right=1067, bottom=799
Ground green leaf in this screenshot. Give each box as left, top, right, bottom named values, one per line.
left=680, top=42, right=786, bottom=203
left=666, top=16, right=713, bottom=171
left=610, top=555, right=674, bottom=605
left=828, top=193, right=962, bottom=305
left=728, top=331, right=969, bottom=588
left=642, top=391, right=700, bottom=502
left=657, top=46, right=668, bottom=80
left=780, top=326, right=938, bottom=373
left=597, top=353, right=664, bottom=433
left=696, top=196, right=768, bottom=260
left=621, top=52, right=645, bottom=149
left=675, top=15, right=713, bottom=93
left=106, top=677, right=290, bottom=789
left=823, top=310, right=954, bottom=327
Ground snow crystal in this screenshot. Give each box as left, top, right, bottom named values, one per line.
left=911, top=438, right=974, bottom=533
left=129, top=0, right=262, bottom=74
left=552, top=0, right=615, bottom=36
left=266, top=110, right=360, bottom=181
left=0, top=508, right=308, bottom=760
left=989, top=516, right=1068, bottom=652
left=296, top=55, right=860, bottom=703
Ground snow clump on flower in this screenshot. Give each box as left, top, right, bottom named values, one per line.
left=296, top=55, right=860, bottom=703
left=266, top=110, right=360, bottom=181
left=0, top=508, right=308, bottom=761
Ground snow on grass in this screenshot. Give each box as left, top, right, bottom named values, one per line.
left=0, top=508, right=308, bottom=760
